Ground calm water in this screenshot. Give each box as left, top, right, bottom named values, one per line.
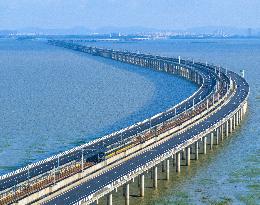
left=0, top=39, right=196, bottom=174
left=86, top=39, right=259, bottom=205
left=0, top=38, right=259, bottom=205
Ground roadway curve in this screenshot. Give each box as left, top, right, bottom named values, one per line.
left=0, top=43, right=222, bottom=195
left=40, top=45, right=248, bottom=204
left=43, top=66, right=249, bottom=205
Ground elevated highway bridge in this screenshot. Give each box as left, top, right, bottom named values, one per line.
left=0, top=40, right=249, bottom=205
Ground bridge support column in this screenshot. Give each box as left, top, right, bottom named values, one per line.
left=216, top=128, right=219, bottom=145
left=124, top=183, right=130, bottom=205
left=238, top=109, right=241, bottom=124
left=226, top=121, right=229, bottom=137
left=186, top=147, right=190, bottom=166
left=210, top=133, right=214, bottom=150
left=172, top=154, right=175, bottom=166
left=236, top=112, right=239, bottom=126
left=229, top=118, right=233, bottom=133
left=153, top=166, right=158, bottom=189
left=107, top=193, right=112, bottom=205
left=221, top=124, right=224, bottom=141
left=195, top=141, right=199, bottom=160
left=203, top=137, right=207, bottom=154
left=182, top=149, right=186, bottom=160
left=140, top=174, right=145, bottom=197
left=233, top=114, right=236, bottom=127
left=234, top=113, right=237, bottom=127
left=176, top=152, right=181, bottom=172
left=237, top=112, right=239, bottom=126
left=166, top=159, right=170, bottom=180
left=162, top=160, right=165, bottom=172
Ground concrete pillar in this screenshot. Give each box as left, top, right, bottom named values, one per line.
left=195, top=141, right=199, bottom=160
left=172, top=154, right=175, bottom=166
left=210, top=133, right=214, bottom=150
left=203, top=136, right=207, bottom=154
left=176, top=152, right=181, bottom=172
left=221, top=124, right=224, bottom=141
left=153, top=166, right=158, bottom=189
left=233, top=114, right=236, bottom=127
left=186, top=147, right=190, bottom=166
left=182, top=149, right=186, bottom=160
left=107, top=193, right=112, bottom=205
left=229, top=117, right=233, bottom=133
left=236, top=112, right=239, bottom=126
left=124, top=184, right=129, bottom=205
left=226, top=121, right=229, bottom=137
left=166, top=159, right=170, bottom=180
left=161, top=160, right=165, bottom=172
left=216, top=128, right=219, bottom=145
left=140, top=174, right=144, bottom=197
left=149, top=169, right=152, bottom=179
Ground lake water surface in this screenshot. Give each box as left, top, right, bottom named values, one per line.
left=0, top=39, right=196, bottom=174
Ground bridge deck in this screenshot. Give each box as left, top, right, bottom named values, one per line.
left=0, top=41, right=249, bottom=205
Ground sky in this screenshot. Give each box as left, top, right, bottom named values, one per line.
left=0, top=0, right=260, bottom=30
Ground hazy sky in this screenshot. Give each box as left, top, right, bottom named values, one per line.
left=1, top=0, right=260, bottom=30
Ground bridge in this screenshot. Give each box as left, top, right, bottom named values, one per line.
left=0, top=40, right=249, bottom=205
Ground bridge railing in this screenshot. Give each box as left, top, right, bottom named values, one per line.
left=0, top=42, right=233, bottom=204
left=79, top=86, right=248, bottom=205
left=0, top=44, right=209, bottom=182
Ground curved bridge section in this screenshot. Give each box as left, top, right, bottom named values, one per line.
left=0, top=41, right=249, bottom=205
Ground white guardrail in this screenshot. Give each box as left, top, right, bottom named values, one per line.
left=0, top=58, right=211, bottom=182
left=82, top=87, right=248, bottom=205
